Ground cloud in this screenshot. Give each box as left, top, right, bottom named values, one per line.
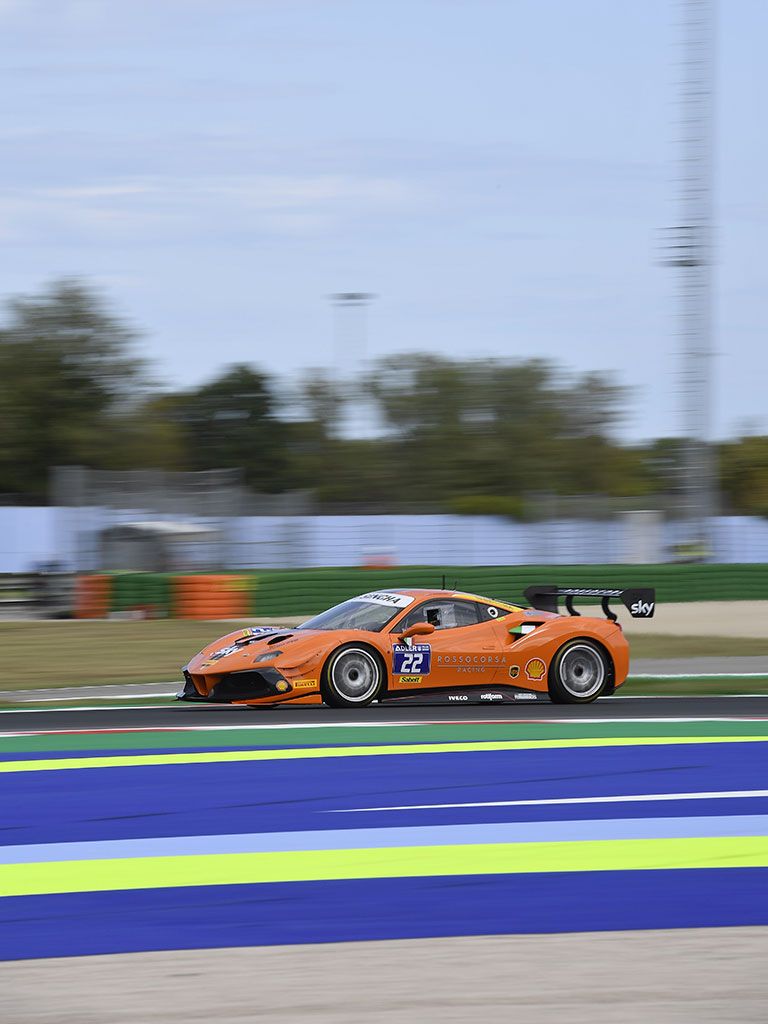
left=0, top=172, right=419, bottom=245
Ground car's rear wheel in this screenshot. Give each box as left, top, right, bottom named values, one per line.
left=548, top=639, right=610, bottom=704
left=322, top=644, right=383, bottom=708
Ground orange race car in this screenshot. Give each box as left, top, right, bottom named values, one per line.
left=177, top=585, right=655, bottom=707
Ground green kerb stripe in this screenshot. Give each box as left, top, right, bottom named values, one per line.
left=3, top=837, right=768, bottom=897
left=2, top=735, right=768, bottom=773
left=6, top=719, right=768, bottom=755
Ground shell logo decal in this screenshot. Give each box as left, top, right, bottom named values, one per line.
left=525, top=658, right=547, bottom=681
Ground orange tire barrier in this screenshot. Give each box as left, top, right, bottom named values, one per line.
left=173, top=575, right=250, bottom=620
left=74, top=575, right=111, bottom=619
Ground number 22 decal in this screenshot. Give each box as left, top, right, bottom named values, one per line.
left=398, top=651, right=423, bottom=673
left=393, top=644, right=432, bottom=676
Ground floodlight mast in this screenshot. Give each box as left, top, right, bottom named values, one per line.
left=664, top=0, right=717, bottom=558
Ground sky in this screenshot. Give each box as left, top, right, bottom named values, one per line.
left=0, top=0, right=765, bottom=441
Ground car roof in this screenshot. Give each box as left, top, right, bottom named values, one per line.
left=364, top=588, right=523, bottom=611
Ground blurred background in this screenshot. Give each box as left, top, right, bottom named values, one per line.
left=0, top=0, right=766, bottom=623
left=3, top=8, right=768, bottom=1016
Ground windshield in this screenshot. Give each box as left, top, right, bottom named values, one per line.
left=299, top=594, right=412, bottom=632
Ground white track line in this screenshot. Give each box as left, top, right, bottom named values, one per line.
left=610, top=693, right=768, bottom=699
left=2, top=692, right=177, bottom=704
left=331, top=790, right=768, bottom=813
left=2, top=716, right=768, bottom=738
left=3, top=692, right=768, bottom=711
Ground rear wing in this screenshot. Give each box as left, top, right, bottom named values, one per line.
left=523, top=585, right=655, bottom=622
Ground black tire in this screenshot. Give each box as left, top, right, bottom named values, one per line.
left=321, top=643, right=384, bottom=708
left=548, top=639, right=611, bottom=704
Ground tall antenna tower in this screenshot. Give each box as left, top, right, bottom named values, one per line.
left=664, top=0, right=716, bottom=554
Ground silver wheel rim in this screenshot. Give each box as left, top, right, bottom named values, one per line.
left=331, top=648, right=379, bottom=702
left=558, top=644, right=605, bottom=699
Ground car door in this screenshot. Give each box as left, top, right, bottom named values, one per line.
left=389, top=598, right=503, bottom=692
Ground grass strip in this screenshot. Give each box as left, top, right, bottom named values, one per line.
left=3, top=719, right=768, bottom=755
left=0, top=620, right=767, bottom=691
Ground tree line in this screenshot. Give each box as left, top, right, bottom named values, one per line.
left=0, top=279, right=765, bottom=517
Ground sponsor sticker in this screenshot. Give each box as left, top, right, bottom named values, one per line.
left=275, top=680, right=290, bottom=693
left=514, top=692, right=538, bottom=701
left=293, top=679, right=317, bottom=689
left=525, top=658, right=547, bottom=681
left=480, top=692, right=504, bottom=701
left=448, top=694, right=468, bottom=701
left=631, top=599, right=655, bottom=616
left=393, top=643, right=431, bottom=675
left=562, top=588, right=622, bottom=597
left=207, top=644, right=239, bottom=662
left=239, top=627, right=282, bottom=639
left=359, top=591, right=414, bottom=608
left=438, top=654, right=506, bottom=665
left=509, top=665, right=520, bottom=679
left=399, top=675, right=422, bottom=684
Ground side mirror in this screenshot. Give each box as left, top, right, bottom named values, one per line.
left=399, top=622, right=435, bottom=641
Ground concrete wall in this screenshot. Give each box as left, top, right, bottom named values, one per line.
left=2, top=506, right=768, bottom=572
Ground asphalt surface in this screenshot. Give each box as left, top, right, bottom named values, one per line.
left=6, top=929, right=768, bottom=1024
left=2, top=694, right=767, bottom=732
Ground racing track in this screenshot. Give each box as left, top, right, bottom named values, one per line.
left=2, top=693, right=768, bottom=1022
left=2, top=693, right=768, bottom=732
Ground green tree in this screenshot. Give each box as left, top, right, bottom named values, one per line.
left=176, top=365, right=286, bottom=490
left=362, top=354, right=628, bottom=506
left=0, top=279, right=147, bottom=501
left=719, top=436, right=768, bottom=516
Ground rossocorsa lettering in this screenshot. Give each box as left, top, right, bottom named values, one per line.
left=438, top=655, right=506, bottom=665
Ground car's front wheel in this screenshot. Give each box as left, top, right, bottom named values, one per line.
left=548, top=639, right=610, bottom=704
left=322, top=644, right=383, bottom=708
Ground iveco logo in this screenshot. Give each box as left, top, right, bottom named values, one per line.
left=448, top=694, right=468, bottom=701
left=631, top=600, right=655, bottom=616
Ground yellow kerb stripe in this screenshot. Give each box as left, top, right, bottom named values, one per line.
left=2, top=836, right=767, bottom=897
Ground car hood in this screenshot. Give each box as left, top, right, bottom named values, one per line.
left=187, top=626, right=335, bottom=673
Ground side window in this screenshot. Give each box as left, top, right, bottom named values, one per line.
left=396, top=600, right=480, bottom=631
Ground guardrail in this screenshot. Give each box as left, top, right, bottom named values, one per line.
left=0, top=573, right=74, bottom=618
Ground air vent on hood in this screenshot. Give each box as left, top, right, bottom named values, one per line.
left=267, top=633, right=293, bottom=645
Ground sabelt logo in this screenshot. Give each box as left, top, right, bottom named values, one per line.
left=631, top=600, right=655, bottom=616
left=399, top=675, right=421, bottom=684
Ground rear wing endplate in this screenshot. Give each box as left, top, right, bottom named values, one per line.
left=523, top=585, right=655, bottom=622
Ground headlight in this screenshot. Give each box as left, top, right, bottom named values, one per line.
left=254, top=649, right=283, bottom=663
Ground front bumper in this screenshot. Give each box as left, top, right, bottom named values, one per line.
left=177, top=668, right=290, bottom=703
